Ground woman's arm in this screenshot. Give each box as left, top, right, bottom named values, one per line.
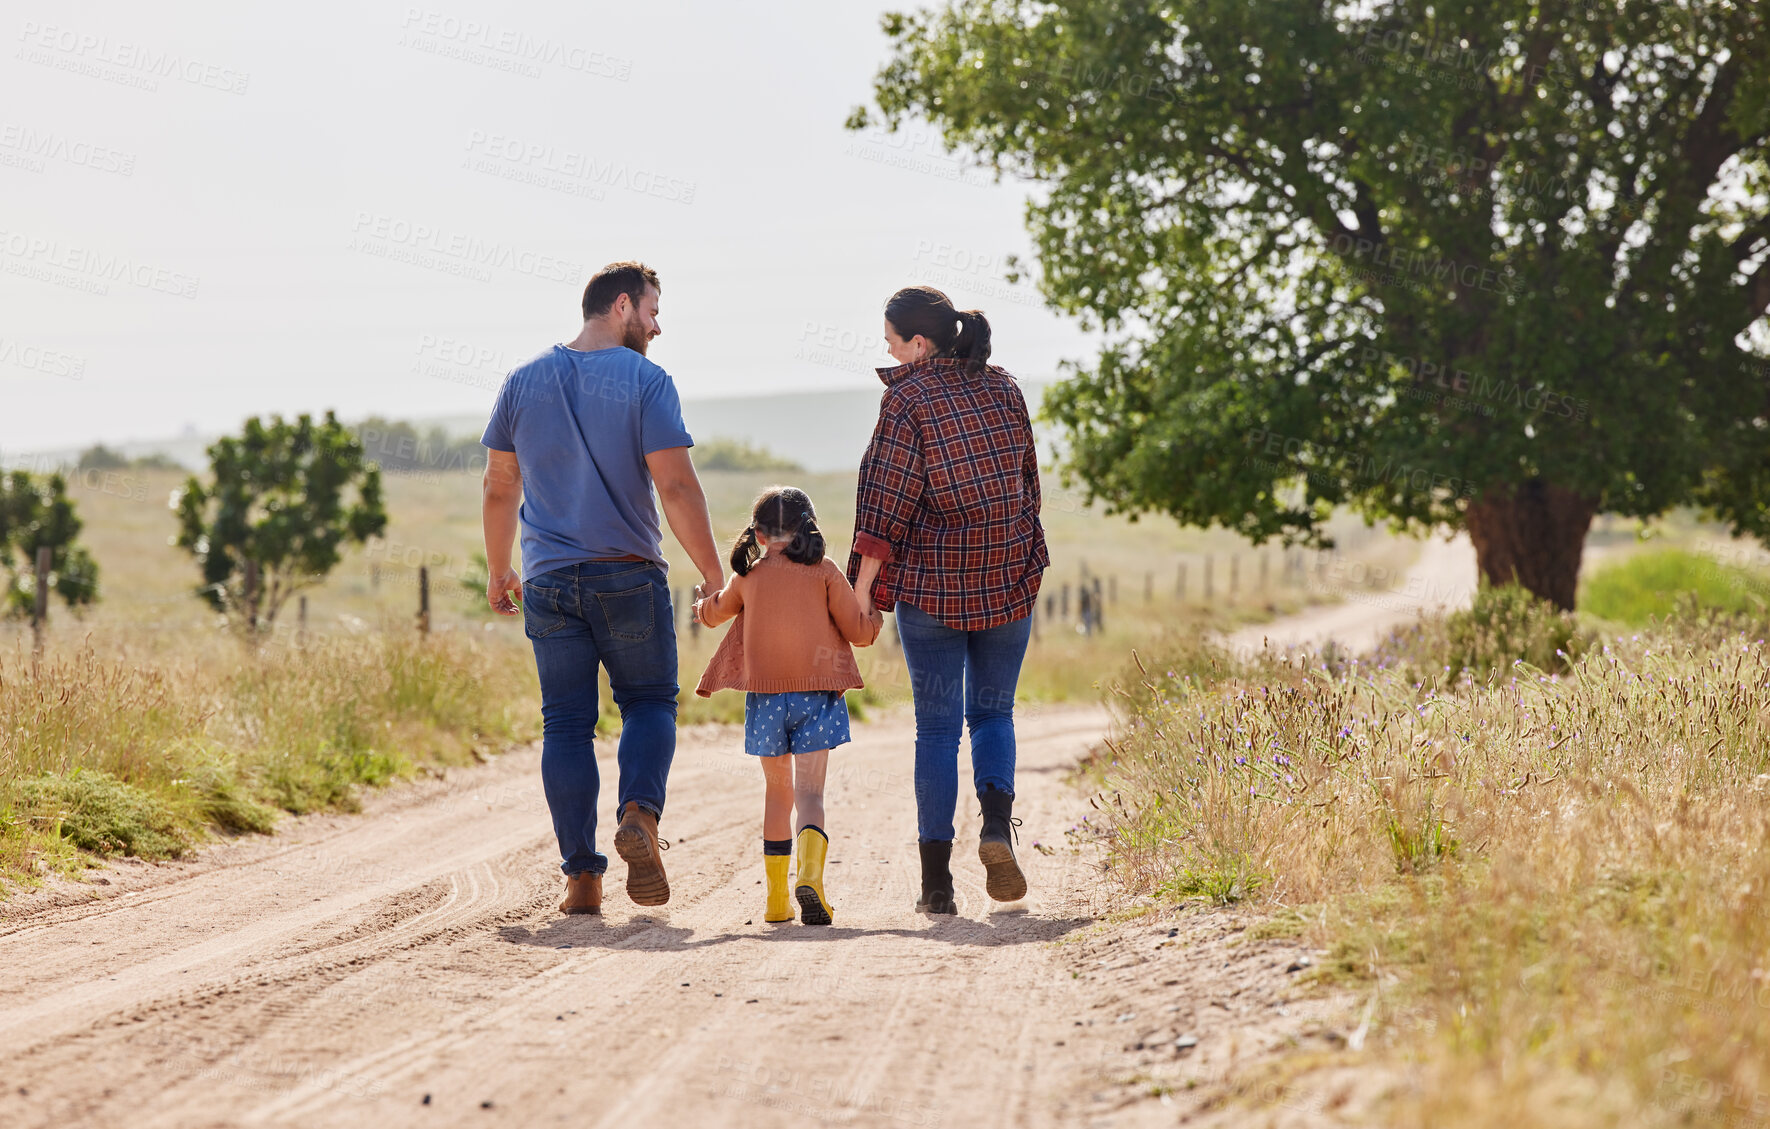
left=825, top=563, right=883, bottom=646
left=851, top=556, right=884, bottom=616
left=851, top=401, right=924, bottom=578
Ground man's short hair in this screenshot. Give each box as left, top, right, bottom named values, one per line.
left=582, top=261, right=660, bottom=320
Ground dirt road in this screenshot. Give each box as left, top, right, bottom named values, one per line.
left=0, top=704, right=1161, bottom=1129
left=1224, top=533, right=1478, bottom=657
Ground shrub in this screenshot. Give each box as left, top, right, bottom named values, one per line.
left=1445, top=582, right=1584, bottom=676
left=14, top=770, right=192, bottom=859
left=691, top=439, right=804, bottom=473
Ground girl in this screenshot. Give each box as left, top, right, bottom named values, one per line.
left=694, top=486, right=882, bottom=924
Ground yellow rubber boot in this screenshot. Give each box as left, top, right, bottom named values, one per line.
left=764, top=854, right=794, bottom=923
left=795, top=826, right=833, bottom=925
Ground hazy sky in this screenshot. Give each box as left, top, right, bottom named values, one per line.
left=1, top=0, right=1092, bottom=455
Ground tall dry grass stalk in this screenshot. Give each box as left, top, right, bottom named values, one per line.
left=1102, top=626, right=1770, bottom=1127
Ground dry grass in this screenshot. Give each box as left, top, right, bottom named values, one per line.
left=1098, top=619, right=1770, bottom=1127
left=0, top=623, right=539, bottom=885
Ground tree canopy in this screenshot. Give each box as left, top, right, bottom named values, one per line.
left=174, top=412, right=387, bottom=627
left=858, top=0, right=1770, bottom=606
left=0, top=471, right=99, bottom=615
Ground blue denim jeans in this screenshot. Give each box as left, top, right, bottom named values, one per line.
left=894, top=602, right=1033, bottom=842
left=523, top=562, right=678, bottom=876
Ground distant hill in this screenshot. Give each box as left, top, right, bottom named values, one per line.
left=4, top=381, right=1052, bottom=475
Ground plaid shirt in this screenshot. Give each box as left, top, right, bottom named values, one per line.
left=846, top=357, right=1048, bottom=630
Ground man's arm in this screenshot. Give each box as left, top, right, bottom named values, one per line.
left=483, top=448, right=524, bottom=615
left=645, top=446, right=724, bottom=599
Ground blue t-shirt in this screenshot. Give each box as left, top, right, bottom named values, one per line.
left=481, top=344, right=694, bottom=580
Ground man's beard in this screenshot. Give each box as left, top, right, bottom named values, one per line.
left=621, top=309, right=651, bottom=355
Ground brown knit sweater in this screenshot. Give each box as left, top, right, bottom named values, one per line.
left=694, top=552, right=883, bottom=697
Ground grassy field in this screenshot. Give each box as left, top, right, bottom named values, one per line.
left=0, top=461, right=1411, bottom=890
left=1095, top=599, right=1770, bottom=1127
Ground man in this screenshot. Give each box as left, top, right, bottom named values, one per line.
left=482, top=261, right=723, bottom=915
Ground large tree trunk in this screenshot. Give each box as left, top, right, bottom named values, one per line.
left=1463, top=481, right=1598, bottom=610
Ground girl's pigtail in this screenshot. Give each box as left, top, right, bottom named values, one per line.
left=784, top=515, right=826, bottom=567
left=730, top=525, right=761, bottom=577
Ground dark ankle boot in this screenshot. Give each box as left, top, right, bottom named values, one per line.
left=916, top=839, right=956, bottom=914
left=977, top=786, right=1028, bottom=901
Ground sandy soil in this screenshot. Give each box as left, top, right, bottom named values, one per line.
left=0, top=702, right=1327, bottom=1129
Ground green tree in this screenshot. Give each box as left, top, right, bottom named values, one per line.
left=352, top=417, right=487, bottom=477
left=76, top=444, right=129, bottom=471
left=76, top=444, right=183, bottom=472
left=0, top=470, right=100, bottom=614
left=691, top=438, right=806, bottom=473
left=858, top=0, right=1770, bottom=607
left=174, top=412, right=388, bottom=627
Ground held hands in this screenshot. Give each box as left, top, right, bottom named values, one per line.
left=692, top=578, right=723, bottom=626
left=854, top=586, right=883, bottom=645
left=487, top=568, right=523, bottom=616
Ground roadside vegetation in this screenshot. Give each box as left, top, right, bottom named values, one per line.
left=0, top=627, right=541, bottom=884
left=1096, top=550, right=1770, bottom=1128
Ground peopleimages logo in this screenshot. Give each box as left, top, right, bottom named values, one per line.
left=1330, top=233, right=1518, bottom=297
left=0, top=335, right=85, bottom=379
left=0, top=123, right=136, bottom=175
left=398, top=8, right=632, bottom=81
left=14, top=21, right=250, bottom=95
left=463, top=131, right=697, bottom=204
left=348, top=212, right=584, bottom=283
left=0, top=229, right=200, bottom=298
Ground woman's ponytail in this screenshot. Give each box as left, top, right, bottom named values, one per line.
left=885, top=286, right=992, bottom=375
left=729, top=525, right=761, bottom=576
left=952, top=309, right=992, bottom=374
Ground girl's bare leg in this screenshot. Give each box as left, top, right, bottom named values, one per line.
left=761, top=756, right=795, bottom=840
left=792, top=748, right=829, bottom=833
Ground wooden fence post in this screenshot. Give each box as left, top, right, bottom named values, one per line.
left=1230, top=554, right=1240, bottom=596
left=32, top=545, right=50, bottom=661
left=1203, top=555, right=1214, bottom=600
left=417, top=566, right=431, bottom=635
left=244, top=559, right=260, bottom=631
left=1177, top=562, right=1187, bottom=602
left=298, top=595, right=309, bottom=643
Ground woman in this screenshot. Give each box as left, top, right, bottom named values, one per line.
left=848, top=285, right=1049, bottom=914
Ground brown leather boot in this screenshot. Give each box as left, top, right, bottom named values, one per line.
left=560, top=872, right=602, bottom=915
left=613, top=805, right=670, bottom=906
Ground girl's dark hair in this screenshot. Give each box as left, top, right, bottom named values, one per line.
left=885, top=285, right=992, bottom=374
left=729, top=485, right=826, bottom=576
